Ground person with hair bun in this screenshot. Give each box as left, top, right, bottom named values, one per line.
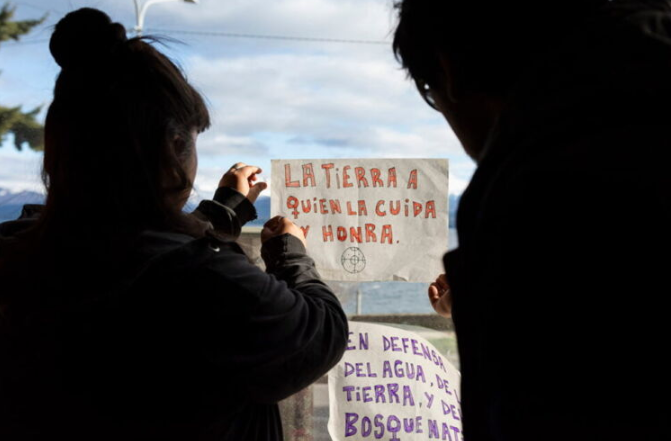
left=0, top=8, right=348, bottom=440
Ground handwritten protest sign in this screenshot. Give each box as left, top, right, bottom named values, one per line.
left=271, top=159, right=449, bottom=281
left=328, top=322, right=462, bottom=441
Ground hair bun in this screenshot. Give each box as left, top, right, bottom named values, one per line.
left=50, top=8, right=128, bottom=69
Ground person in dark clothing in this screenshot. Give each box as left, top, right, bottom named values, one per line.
left=0, top=8, right=348, bottom=440
left=395, top=0, right=671, bottom=440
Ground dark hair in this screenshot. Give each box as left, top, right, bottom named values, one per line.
left=393, top=0, right=609, bottom=102
left=0, top=8, right=211, bottom=289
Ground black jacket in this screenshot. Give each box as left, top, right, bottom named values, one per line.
left=0, top=188, right=348, bottom=440
left=446, top=2, right=671, bottom=440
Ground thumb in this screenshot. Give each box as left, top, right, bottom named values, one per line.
left=263, top=215, right=283, bottom=231
left=428, top=284, right=439, bottom=301
left=247, top=182, right=267, bottom=202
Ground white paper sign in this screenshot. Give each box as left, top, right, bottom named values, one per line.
left=271, top=159, right=449, bottom=282
left=328, top=322, right=463, bottom=441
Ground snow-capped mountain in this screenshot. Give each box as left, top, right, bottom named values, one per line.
left=0, top=188, right=45, bottom=222
left=0, top=187, right=272, bottom=225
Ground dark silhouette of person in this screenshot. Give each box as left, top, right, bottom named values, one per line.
left=395, top=0, right=671, bottom=439
left=0, top=8, right=348, bottom=440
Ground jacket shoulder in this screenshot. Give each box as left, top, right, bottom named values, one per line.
left=131, top=230, right=246, bottom=277
left=0, top=204, right=44, bottom=239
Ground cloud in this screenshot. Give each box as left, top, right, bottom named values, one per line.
left=4, top=0, right=474, bottom=198
left=184, top=44, right=473, bottom=194
left=145, top=0, right=395, bottom=43
left=197, top=132, right=269, bottom=157
left=449, top=170, right=472, bottom=195
left=289, top=136, right=350, bottom=147
left=187, top=51, right=465, bottom=158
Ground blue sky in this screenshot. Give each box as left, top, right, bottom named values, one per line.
left=0, top=0, right=475, bottom=197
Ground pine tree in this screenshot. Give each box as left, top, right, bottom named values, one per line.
left=0, top=2, right=46, bottom=151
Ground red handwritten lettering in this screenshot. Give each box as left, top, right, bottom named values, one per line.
left=365, top=224, right=377, bottom=243
left=287, top=196, right=299, bottom=219
left=355, top=167, right=369, bottom=188
left=375, top=200, right=386, bottom=217
left=371, top=168, right=383, bottom=187
left=342, top=166, right=353, bottom=188
left=321, top=163, right=334, bottom=188
left=425, top=200, right=437, bottom=219
left=413, top=202, right=423, bottom=217
left=381, top=225, right=393, bottom=244
left=388, top=167, right=398, bottom=188
left=330, top=199, right=342, bottom=214
left=322, top=226, right=334, bottom=242
left=389, top=200, right=401, bottom=215
left=357, top=200, right=368, bottom=216
left=285, top=164, right=299, bottom=187
left=350, top=226, right=362, bottom=243
left=302, top=163, right=316, bottom=187
left=407, top=169, right=418, bottom=189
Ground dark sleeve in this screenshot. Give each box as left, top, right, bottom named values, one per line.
left=456, top=158, right=671, bottom=417
left=192, top=187, right=257, bottom=238
left=0, top=205, right=44, bottom=238
left=195, top=234, right=349, bottom=404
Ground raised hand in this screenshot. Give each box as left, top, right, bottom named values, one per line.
left=219, top=162, right=267, bottom=203
left=428, top=273, right=452, bottom=318
left=261, top=216, right=307, bottom=248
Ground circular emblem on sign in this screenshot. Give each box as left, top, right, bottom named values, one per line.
left=341, top=247, right=366, bottom=274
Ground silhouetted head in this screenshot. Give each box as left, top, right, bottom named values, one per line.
left=42, top=7, right=210, bottom=240
left=393, top=0, right=608, bottom=160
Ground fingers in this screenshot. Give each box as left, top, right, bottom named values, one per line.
left=261, top=216, right=307, bottom=248
left=274, top=216, right=295, bottom=233
left=430, top=274, right=449, bottom=295
left=232, top=165, right=262, bottom=179
left=224, top=163, right=262, bottom=180
left=219, top=163, right=265, bottom=199
left=435, top=274, right=449, bottom=291
left=247, top=181, right=268, bottom=203
left=263, top=215, right=284, bottom=231
left=263, top=216, right=290, bottom=235
left=428, top=284, right=440, bottom=302
left=428, top=274, right=452, bottom=318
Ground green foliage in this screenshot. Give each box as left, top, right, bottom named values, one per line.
left=0, top=105, right=43, bottom=150
left=0, top=3, right=45, bottom=42
left=0, top=2, right=46, bottom=151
